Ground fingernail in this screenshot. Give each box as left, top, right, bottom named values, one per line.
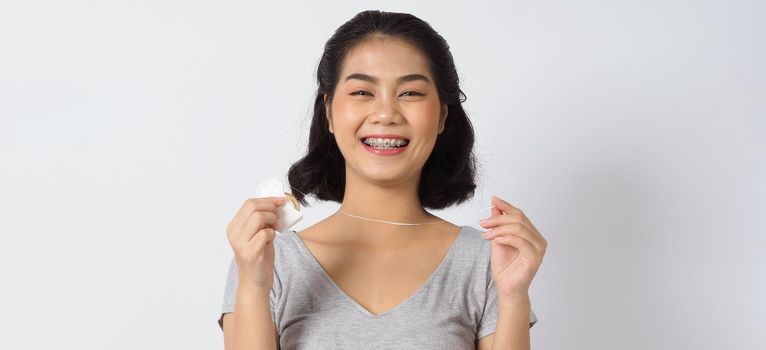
left=479, top=219, right=488, bottom=225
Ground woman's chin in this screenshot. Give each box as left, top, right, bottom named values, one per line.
left=345, top=159, right=421, bottom=186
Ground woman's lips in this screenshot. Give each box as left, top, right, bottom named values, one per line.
left=361, top=140, right=408, bottom=155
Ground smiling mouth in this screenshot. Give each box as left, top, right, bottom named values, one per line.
left=361, top=137, right=410, bottom=150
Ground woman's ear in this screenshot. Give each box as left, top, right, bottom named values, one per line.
left=438, top=104, right=448, bottom=134
left=324, top=94, right=334, bottom=134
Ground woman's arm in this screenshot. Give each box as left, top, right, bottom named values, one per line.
left=223, top=197, right=285, bottom=349
left=477, top=196, right=546, bottom=350
left=223, top=286, right=279, bottom=350
left=491, top=296, right=532, bottom=350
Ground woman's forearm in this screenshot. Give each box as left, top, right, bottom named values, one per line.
left=492, top=295, right=532, bottom=350
left=232, top=285, right=278, bottom=350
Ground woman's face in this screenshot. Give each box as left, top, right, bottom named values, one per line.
left=325, top=36, right=448, bottom=187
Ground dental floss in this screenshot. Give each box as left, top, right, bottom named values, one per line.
left=336, top=206, right=497, bottom=226
left=337, top=211, right=441, bottom=226
left=288, top=181, right=497, bottom=226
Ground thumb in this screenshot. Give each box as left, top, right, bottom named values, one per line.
left=491, top=203, right=502, bottom=217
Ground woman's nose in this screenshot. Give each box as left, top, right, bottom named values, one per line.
left=368, top=97, right=402, bottom=124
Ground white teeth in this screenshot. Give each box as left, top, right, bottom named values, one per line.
left=363, top=137, right=409, bottom=148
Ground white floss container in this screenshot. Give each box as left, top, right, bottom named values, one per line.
left=255, top=178, right=303, bottom=234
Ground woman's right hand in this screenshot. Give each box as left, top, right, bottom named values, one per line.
left=225, top=197, right=286, bottom=292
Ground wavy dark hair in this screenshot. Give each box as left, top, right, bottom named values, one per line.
left=288, top=10, right=477, bottom=210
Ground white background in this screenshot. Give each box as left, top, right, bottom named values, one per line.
left=1, top=1, right=764, bottom=349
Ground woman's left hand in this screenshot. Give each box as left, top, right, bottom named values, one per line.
left=479, top=195, right=548, bottom=303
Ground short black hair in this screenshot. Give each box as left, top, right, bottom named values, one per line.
left=288, top=10, right=477, bottom=210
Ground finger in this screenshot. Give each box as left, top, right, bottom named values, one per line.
left=492, top=233, right=541, bottom=260
left=485, top=204, right=502, bottom=229
left=491, top=195, right=522, bottom=216
left=239, top=211, right=278, bottom=244
left=250, top=228, right=277, bottom=253
left=479, top=211, right=526, bottom=229
left=484, top=224, right=545, bottom=254
left=227, top=197, right=285, bottom=234
left=227, top=198, right=278, bottom=235
left=491, top=203, right=502, bottom=217
left=479, top=219, right=547, bottom=255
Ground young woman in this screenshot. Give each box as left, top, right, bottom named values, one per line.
left=219, top=10, right=547, bottom=350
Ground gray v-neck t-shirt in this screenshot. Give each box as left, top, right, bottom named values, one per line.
left=218, top=225, right=538, bottom=349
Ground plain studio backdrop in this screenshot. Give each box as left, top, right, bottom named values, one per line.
left=1, top=0, right=763, bottom=349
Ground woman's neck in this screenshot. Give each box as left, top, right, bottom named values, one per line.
left=338, top=171, right=432, bottom=224
left=299, top=171, right=458, bottom=247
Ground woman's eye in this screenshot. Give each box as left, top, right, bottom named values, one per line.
left=350, top=90, right=372, bottom=96
left=401, top=91, right=424, bottom=97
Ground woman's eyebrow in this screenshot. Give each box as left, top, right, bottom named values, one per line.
left=343, top=73, right=430, bottom=84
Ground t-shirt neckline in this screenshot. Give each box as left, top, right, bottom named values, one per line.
left=289, top=225, right=468, bottom=318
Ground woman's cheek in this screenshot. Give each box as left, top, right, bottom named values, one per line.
left=411, top=117, right=441, bottom=139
